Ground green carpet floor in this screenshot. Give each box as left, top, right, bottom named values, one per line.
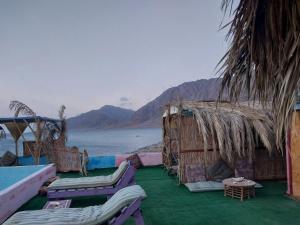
left=18, top=166, right=300, bottom=225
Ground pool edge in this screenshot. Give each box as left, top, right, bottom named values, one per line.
left=0, top=164, right=56, bottom=223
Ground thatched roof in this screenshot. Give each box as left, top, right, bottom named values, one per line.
left=165, top=101, right=275, bottom=161
left=218, top=0, right=300, bottom=149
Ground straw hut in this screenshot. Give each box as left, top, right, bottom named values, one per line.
left=219, top=0, right=300, bottom=198
left=162, top=101, right=286, bottom=184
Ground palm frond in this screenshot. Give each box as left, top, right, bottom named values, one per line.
left=178, top=101, right=275, bottom=161
left=218, top=0, right=300, bottom=149
left=9, top=100, right=36, bottom=117
left=58, top=105, right=66, bottom=120
left=58, top=105, right=67, bottom=141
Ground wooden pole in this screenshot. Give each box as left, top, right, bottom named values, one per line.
left=286, top=130, right=292, bottom=195
left=15, top=139, right=18, bottom=164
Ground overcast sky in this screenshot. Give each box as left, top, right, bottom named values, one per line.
left=0, top=0, right=229, bottom=118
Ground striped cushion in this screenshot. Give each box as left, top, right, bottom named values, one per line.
left=99, top=184, right=146, bottom=223
left=48, top=161, right=128, bottom=190
left=3, top=185, right=147, bottom=225
left=3, top=207, right=103, bottom=225
left=111, top=161, right=129, bottom=181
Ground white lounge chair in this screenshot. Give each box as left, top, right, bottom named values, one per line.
left=48, top=161, right=136, bottom=199
left=3, top=185, right=147, bottom=225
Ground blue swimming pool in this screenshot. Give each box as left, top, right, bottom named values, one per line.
left=0, top=164, right=56, bottom=223
left=0, top=165, right=47, bottom=191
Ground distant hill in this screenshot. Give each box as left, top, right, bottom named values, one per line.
left=67, top=78, right=233, bottom=130
left=129, top=78, right=224, bottom=127
left=67, top=105, right=134, bottom=130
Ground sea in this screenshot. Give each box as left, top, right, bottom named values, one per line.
left=0, top=128, right=162, bottom=156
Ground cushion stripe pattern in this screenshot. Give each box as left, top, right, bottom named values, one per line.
left=3, top=185, right=147, bottom=225
left=48, top=161, right=128, bottom=190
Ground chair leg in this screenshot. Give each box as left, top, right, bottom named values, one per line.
left=133, top=209, right=145, bottom=225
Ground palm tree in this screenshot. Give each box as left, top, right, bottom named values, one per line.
left=219, top=0, right=300, bottom=149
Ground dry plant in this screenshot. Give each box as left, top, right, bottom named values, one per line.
left=58, top=105, right=67, bottom=142
left=8, top=101, right=67, bottom=164
left=218, top=0, right=300, bottom=150
left=9, top=100, right=36, bottom=117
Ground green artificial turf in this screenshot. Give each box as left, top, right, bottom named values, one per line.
left=18, top=166, right=300, bottom=225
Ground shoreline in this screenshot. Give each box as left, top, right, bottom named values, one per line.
left=130, top=142, right=162, bottom=153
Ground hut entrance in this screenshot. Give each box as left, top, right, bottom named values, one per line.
left=162, top=114, right=180, bottom=174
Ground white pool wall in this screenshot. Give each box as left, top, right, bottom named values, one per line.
left=0, top=164, right=56, bottom=223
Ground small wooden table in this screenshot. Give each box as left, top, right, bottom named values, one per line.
left=43, top=200, right=72, bottom=209
left=223, top=178, right=256, bottom=201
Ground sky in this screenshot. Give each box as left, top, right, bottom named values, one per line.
left=0, top=0, right=229, bottom=118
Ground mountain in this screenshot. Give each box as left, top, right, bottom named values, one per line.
left=67, top=105, right=134, bottom=130
left=130, top=78, right=223, bottom=127
left=67, top=78, right=229, bottom=130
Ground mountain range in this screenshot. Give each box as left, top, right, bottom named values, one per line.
left=67, top=78, right=226, bottom=129
left=67, top=105, right=134, bottom=130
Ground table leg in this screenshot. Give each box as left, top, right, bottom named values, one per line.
left=248, top=188, right=250, bottom=199
left=241, top=187, right=243, bottom=201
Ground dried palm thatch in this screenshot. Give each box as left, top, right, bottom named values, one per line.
left=58, top=105, right=67, bottom=141
left=175, top=101, right=275, bottom=162
left=218, top=0, right=300, bottom=150
left=9, top=100, right=36, bottom=117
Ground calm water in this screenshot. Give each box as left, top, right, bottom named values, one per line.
left=0, top=128, right=162, bottom=156
left=0, top=165, right=46, bottom=190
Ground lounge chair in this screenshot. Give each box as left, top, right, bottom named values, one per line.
left=48, top=161, right=136, bottom=199
left=3, top=185, right=147, bottom=225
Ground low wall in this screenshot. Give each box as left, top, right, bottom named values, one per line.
left=18, top=152, right=162, bottom=170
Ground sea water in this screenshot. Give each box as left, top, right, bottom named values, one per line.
left=0, top=128, right=162, bottom=156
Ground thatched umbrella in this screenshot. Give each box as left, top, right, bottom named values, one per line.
left=218, top=0, right=300, bottom=149
left=4, top=122, right=28, bottom=158
left=9, top=102, right=69, bottom=164
left=8, top=101, right=47, bottom=164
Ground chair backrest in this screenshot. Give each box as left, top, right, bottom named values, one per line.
left=112, top=161, right=129, bottom=182
left=98, top=185, right=147, bottom=224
